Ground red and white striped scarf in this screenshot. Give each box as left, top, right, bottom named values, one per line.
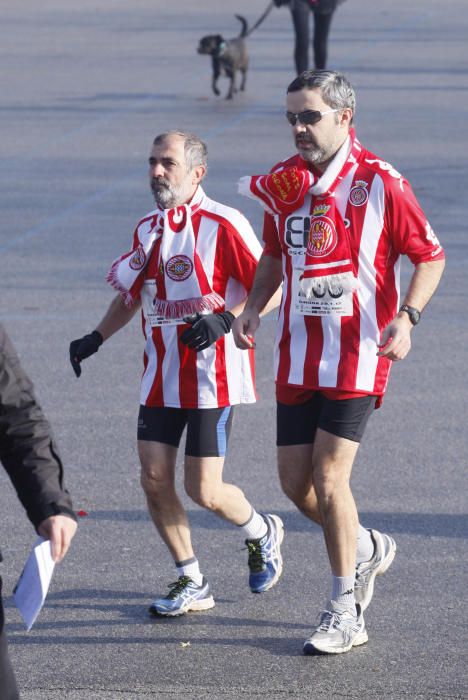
left=106, top=186, right=224, bottom=318
left=238, top=129, right=362, bottom=297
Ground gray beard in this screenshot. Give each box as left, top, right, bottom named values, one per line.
left=296, top=142, right=327, bottom=165
left=151, top=181, right=176, bottom=209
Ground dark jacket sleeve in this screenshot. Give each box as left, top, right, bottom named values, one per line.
left=0, top=323, right=76, bottom=531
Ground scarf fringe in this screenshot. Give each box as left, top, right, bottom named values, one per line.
left=299, top=271, right=359, bottom=299
left=106, top=263, right=138, bottom=308
left=152, top=291, right=225, bottom=319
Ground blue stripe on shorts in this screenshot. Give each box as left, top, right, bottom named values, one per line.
left=216, top=406, right=232, bottom=457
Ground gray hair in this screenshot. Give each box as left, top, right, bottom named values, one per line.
left=287, top=70, right=356, bottom=121
left=153, top=130, right=208, bottom=172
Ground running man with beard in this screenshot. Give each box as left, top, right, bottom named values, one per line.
left=233, top=70, right=445, bottom=654
left=69, top=131, right=283, bottom=616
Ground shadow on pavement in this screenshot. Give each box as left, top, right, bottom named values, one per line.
left=86, top=509, right=467, bottom=538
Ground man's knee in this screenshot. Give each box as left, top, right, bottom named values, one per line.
left=311, top=430, right=359, bottom=500
left=312, top=457, right=353, bottom=506
left=278, top=467, right=302, bottom=503
left=140, top=467, right=173, bottom=499
left=138, top=441, right=177, bottom=499
left=278, top=452, right=313, bottom=506
left=184, top=477, right=221, bottom=512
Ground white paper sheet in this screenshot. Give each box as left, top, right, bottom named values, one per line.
left=13, top=537, right=56, bottom=631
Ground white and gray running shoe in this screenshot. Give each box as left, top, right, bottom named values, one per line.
left=354, top=528, right=396, bottom=611
left=303, top=604, right=368, bottom=656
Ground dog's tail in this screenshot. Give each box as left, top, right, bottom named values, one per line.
left=235, top=14, right=248, bottom=38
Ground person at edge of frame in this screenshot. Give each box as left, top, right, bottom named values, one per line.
left=0, top=323, right=78, bottom=699
left=274, top=0, right=347, bottom=73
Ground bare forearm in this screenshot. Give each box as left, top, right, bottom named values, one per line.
left=244, top=253, right=283, bottom=313
left=378, top=258, right=445, bottom=361
left=401, top=259, right=445, bottom=312
left=96, top=294, right=141, bottom=341
left=231, top=254, right=283, bottom=349
left=229, top=286, right=282, bottom=319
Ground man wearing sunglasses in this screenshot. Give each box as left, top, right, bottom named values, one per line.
left=234, top=70, right=445, bottom=655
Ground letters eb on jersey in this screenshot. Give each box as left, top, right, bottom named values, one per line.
left=262, top=148, right=444, bottom=402
left=132, top=192, right=262, bottom=409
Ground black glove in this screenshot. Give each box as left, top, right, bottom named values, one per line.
left=69, top=330, right=103, bottom=377
left=180, top=311, right=235, bottom=352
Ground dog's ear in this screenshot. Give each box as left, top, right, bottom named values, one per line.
left=214, top=35, right=224, bottom=45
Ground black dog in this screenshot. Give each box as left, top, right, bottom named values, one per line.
left=197, top=15, right=249, bottom=100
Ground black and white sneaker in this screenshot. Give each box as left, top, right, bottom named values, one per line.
left=355, top=529, right=396, bottom=611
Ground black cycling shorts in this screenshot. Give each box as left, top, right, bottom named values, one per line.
left=277, top=392, right=376, bottom=446
left=137, top=405, right=235, bottom=457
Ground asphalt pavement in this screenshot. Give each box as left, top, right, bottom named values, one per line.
left=0, top=0, right=467, bottom=698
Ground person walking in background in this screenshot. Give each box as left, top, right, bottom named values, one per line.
left=69, top=130, right=283, bottom=618
left=234, top=70, right=445, bottom=655
left=0, top=323, right=77, bottom=699
left=275, top=0, right=346, bottom=73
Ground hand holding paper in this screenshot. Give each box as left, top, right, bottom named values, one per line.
left=37, top=514, right=77, bottom=562
left=14, top=538, right=56, bottom=631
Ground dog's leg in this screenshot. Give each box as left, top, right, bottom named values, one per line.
left=226, top=70, right=236, bottom=100
left=211, top=57, right=221, bottom=96
left=240, top=68, right=247, bottom=92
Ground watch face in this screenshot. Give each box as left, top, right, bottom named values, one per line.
left=401, top=305, right=420, bottom=325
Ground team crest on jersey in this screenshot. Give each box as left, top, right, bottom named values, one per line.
left=349, top=180, right=369, bottom=207
left=307, top=215, right=338, bottom=257
left=129, top=245, right=146, bottom=270
left=165, top=255, right=193, bottom=281
left=312, top=203, right=331, bottom=217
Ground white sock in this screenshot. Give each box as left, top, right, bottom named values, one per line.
left=175, top=557, right=203, bottom=587
left=239, top=509, right=268, bottom=541
left=356, top=525, right=375, bottom=564
left=331, top=574, right=356, bottom=612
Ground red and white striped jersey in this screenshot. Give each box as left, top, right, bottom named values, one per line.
left=263, top=147, right=445, bottom=401
left=133, top=190, right=261, bottom=409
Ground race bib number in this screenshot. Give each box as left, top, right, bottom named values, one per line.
left=292, top=268, right=354, bottom=317
left=141, top=281, right=185, bottom=327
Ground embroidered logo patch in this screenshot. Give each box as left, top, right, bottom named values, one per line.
left=307, top=216, right=338, bottom=257
left=129, top=245, right=147, bottom=270
left=165, top=255, right=193, bottom=281
left=349, top=181, right=369, bottom=207
left=265, top=168, right=309, bottom=206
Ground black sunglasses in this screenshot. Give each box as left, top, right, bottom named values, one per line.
left=285, top=108, right=340, bottom=126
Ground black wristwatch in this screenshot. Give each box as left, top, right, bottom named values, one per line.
left=399, top=304, right=421, bottom=326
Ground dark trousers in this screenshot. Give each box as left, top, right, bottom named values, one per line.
left=291, top=0, right=335, bottom=72
left=0, top=578, right=19, bottom=700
